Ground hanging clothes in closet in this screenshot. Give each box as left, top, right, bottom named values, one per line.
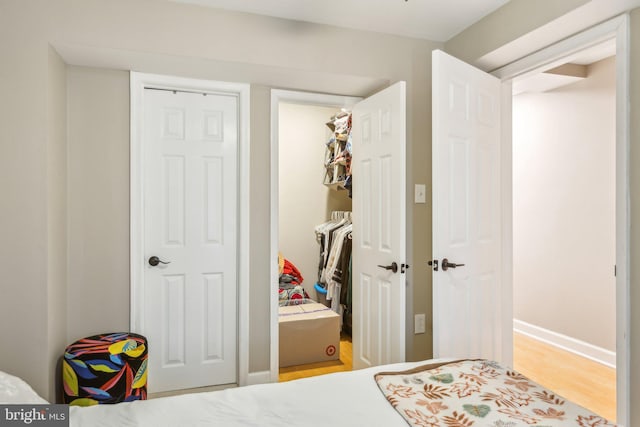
left=314, top=211, right=353, bottom=333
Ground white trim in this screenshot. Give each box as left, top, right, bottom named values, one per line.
left=514, top=319, right=616, bottom=369
left=492, top=15, right=630, bottom=426
left=493, top=15, right=625, bottom=81
left=245, top=370, right=272, bottom=386
left=499, top=80, right=514, bottom=367
left=269, top=90, right=361, bottom=383
left=129, top=72, right=251, bottom=388
left=237, top=84, right=251, bottom=388
left=614, top=14, right=631, bottom=426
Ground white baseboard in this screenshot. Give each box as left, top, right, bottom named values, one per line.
left=246, top=370, right=271, bottom=386
left=513, top=319, right=616, bottom=369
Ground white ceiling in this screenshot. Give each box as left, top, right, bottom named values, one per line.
left=169, top=0, right=510, bottom=41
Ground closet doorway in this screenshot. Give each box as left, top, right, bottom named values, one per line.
left=271, top=91, right=359, bottom=380
left=270, top=86, right=409, bottom=381
left=277, top=102, right=353, bottom=305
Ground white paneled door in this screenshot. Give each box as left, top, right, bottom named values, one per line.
left=352, top=82, right=407, bottom=370
left=432, top=50, right=510, bottom=364
left=143, top=89, right=238, bottom=392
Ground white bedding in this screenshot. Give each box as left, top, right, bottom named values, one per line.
left=70, top=360, right=443, bottom=427
left=0, top=370, right=48, bottom=404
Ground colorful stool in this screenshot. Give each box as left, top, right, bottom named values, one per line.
left=62, top=332, right=148, bottom=406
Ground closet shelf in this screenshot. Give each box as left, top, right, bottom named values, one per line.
left=323, top=110, right=352, bottom=194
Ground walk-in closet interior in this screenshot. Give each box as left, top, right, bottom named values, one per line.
left=277, top=101, right=355, bottom=371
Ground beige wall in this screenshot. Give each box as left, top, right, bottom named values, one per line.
left=248, top=85, right=273, bottom=372
left=407, top=40, right=433, bottom=360
left=513, top=57, right=616, bottom=351
left=66, top=66, right=131, bottom=343
left=278, top=103, right=352, bottom=298
left=46, top=46, right=68, bottom=402
left=0, top=23, right=50, bottom=399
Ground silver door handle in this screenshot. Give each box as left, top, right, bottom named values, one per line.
left=441, top=258, right=464, bottom=271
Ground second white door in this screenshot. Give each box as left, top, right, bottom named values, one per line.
left=431, top=49, right=510, bottom=364
left=352, top=82, right=407, bottom=370
left=143, top=88, right=238, bottom=392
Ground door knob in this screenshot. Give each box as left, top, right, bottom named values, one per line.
left=148, top=256, right=171, bottom=267
left=377, top=262, right=398, bottom=273
left=441, top=258, right=464, bottom=271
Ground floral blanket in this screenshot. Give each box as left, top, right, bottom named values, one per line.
left=375, top=359, right=617, bottom=427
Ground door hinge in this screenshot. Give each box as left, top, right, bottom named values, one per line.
left=614, top=264, right=617, bottom=277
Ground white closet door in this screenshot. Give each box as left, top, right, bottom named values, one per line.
left=143, top=88, right=238, bottom=392
left=352, top=82, right=407, bottom=370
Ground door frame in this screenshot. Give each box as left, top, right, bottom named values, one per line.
left=269, top=90, right=361, bottom=381
left=129, top=72, right=251, bottom=387
left=491, top=15, right=630, bottom=426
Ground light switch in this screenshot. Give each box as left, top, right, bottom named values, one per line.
left=414, top=184, right=426, bottom=204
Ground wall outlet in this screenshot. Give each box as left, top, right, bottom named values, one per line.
left=414, top=313, right=426, bottom=334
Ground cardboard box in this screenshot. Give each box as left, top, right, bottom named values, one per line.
left=279, top=302, right=341, bottom=367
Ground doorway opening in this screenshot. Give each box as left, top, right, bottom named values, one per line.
left=269, top=90, right=361, bottom=382
left=277, top=101, right=354, bottom=380
left=270, top=84, right=409, bottom=382
left=431, top=13, right=630, bottom=425
left=510, top=40, right=617, bottom=421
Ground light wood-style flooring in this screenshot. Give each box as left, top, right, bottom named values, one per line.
left=513, top=332, right=616, bottom=422
left=279, top=333, right=353, bottom=382
left=278, top=331, right=616, bottom=422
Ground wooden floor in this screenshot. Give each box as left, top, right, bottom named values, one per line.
left=279, top=333, right=353, bottom=382
left=279, top=331, right=616, bottom=422
left=513, top=332, right=616, bottom=422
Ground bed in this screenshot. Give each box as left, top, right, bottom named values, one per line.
left=0, top=370, right=48, bottom=404
left=2, top=359, right=617, bottom=427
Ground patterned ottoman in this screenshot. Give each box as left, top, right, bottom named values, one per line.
left=63, top=332, right=148, bottom=406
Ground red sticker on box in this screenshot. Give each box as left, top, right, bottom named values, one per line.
left=326, top=345, right=336, bottom=356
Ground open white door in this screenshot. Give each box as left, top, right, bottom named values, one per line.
left=432, top=50, right=511, bottom=364
left=352, top=82, right=407, bottom=370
